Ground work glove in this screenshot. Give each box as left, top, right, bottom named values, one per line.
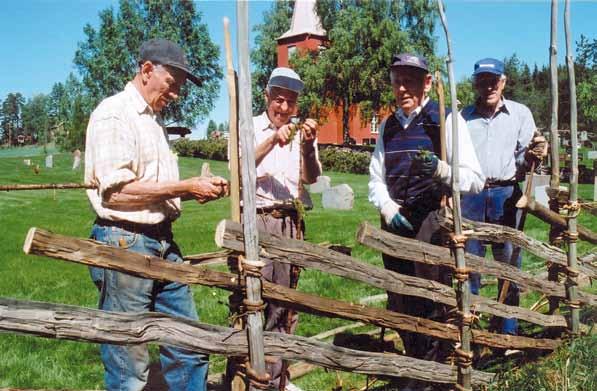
left=381, top=200, right=414, bottom=233
left=525, top=132, right=548, bottom=164
left=411, top=151, right=440, bottom=177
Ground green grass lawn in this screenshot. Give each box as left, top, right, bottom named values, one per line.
left=0, top=150, right=594, bottom=390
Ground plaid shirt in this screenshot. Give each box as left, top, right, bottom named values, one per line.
left=84, top=82, right=181, bottom=224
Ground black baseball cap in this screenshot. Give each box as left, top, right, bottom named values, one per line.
left=139, top=38, right=202, bottom=86
left=390, top=53, right=429, bottom=73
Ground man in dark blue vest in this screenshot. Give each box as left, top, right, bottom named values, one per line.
left=369, top=53, right=484, bottom=364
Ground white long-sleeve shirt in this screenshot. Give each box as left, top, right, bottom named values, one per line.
left=368, top=101, right=485, bottom=211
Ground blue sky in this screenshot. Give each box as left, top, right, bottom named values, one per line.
left=0, top=0, right=595, bottom=139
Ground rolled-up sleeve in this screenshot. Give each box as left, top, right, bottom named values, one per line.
left=368, top=120, right=393, bottom=210
left=515, top=105, right=536, bottom=172
left=88, top=114, right=137, bottom=199
left=444, top=112, right=485, bottom=194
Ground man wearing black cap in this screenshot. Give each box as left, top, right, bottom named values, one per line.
left=84, top=38, right=228, bottom=391
left=461, top=58, right=547, bottom=336
left=368, top=53, right=484, bottom=369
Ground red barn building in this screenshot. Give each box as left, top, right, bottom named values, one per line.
left=276, top=0, right=381, bottom=145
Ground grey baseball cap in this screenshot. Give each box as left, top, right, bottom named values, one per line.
left=390, top=53, right=429, bottom=72
left=267, top=67, right=304, bottom=93
left=139, top=38, right=202, bottom=86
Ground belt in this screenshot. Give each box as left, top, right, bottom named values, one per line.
left=94, top=217, right=172, bottom=240
left=484, top=179, right=518, bottom=189
left=256, top=206, right=298, bottom=219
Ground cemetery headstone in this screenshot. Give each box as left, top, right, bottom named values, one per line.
left=308, top=175, right=331, bottom=193
left=322, top=184, right=354, bottom=210
left=72, top=149, right=82, bottom=170
left=45, top=154, right=53, bottom=169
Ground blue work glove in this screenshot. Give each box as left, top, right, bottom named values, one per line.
left=390, top=211, right=414, bottom=233
left=411, top=151, right=439, bottom=177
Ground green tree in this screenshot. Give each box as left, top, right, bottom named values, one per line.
left=1, top=93, right=25, bottom=146
left=22, top=94, right=51, bottom=150
left=218, top=121, right=228, bottom=134
left=206, top=119, right=217, bottom=138
left=251, top=0, right=294, bottom=113
left=292, top=0, right=439, bottom=143
left=575, top=34, right=597, bottom=133
left=74, top=0, right=222, bottom=127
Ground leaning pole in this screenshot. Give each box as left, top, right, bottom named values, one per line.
left=236, top=2, right=268, bottom=389
left=437, top=1, right=472, bottom=390
left=563, top=0, right=580, bottom=334
left=547, top=0, right=561, bottom=315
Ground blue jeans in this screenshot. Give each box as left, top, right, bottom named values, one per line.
left=89, top=224, right=209, bottom=391
left=461, top=185, right=522, bottom=335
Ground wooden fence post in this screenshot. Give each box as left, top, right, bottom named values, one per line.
left=547, top=0, right=562, bottom=316
left=237, top=2, right=268, bottom=389
left=564, top=0, right=580, bottom=334
left=437, top=1, right=472, bottom=389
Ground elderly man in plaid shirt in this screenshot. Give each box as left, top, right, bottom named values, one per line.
left=84, top=38, right=227, bottom=391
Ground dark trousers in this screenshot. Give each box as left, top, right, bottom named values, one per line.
left=257, top=213, right=303, bottom=388
left=381, top=203, right=450, bottom=361
left=461, top=184, right=522, bottom=335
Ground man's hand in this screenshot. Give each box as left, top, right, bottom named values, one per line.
left=301, top=118, right=318, bottom=144
left=525, top=133, right=548, bottom=164
left=411, top=151, right=439, bottom=177
left=186, top=176, right=229, bottom=204
left=390, top=211, right=414, bottom=233
left=381, top=200, right=414, bottom=234
left=272, top=124, right=294, bottom=147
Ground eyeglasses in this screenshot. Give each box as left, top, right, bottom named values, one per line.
left=475, top=76, right=503, bottom=89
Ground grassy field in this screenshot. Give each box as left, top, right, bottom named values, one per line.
left=0, top=149, right=594, bottom=390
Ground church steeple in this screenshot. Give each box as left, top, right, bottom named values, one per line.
left=278, top=0, right=326, bottom=40
left=276, top=0, right=327, bottom=67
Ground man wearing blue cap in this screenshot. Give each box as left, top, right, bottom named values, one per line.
left=253, top=66, right=321, bottom=390
left=461, top=58, right=547, bottom=336
left=85, top=38, right=228, bottom=391
left=369, top=53, right=484, bottom=366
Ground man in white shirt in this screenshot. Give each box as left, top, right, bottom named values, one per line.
left=368, top=53, right=484, bottom=367
left=253, top=67, right=321, bottom=390
left=85, top=38, right=228, bottom=391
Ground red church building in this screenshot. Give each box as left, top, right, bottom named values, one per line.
left=276, top=1, right=381, bottom=145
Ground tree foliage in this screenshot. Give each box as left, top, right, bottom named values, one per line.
left=250, top=0, right=294, bottom=114
left=0, top=93, right=25, bottom=145
left=251, top=0, right=438, bottom=144
left=74, top=0, right=222, bottom=127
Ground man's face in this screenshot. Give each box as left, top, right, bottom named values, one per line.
left=145, top=63, right=186, bottom=112
left=390, top=67, right=432, bottom=115
left=265, top=87, right=299, bottom=129
left=474, top=73, right=506, bottom=107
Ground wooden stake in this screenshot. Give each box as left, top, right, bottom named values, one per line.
left=437, top=2, right=472, bottom=388
left=564, top=0, right=580, bottom=334
left=236, top=2, right=267, bottom=388
left=548, top=0, right=562, bottom=317
left=223, top=16, right=246, bottom=391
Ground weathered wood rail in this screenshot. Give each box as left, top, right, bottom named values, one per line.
left=0, top=298, right=495, bottom=386
left=437, top=209, right=597, bottom=278
left=357, top=222, right=596, bottom=307
left=216, top=220, right=567, bottom=327
left=23, top=227, right=560, bottom=350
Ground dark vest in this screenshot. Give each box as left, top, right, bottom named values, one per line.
left=383, top=101, right=450, bottom=217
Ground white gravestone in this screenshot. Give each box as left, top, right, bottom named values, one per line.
left=72, top=149, right=82, bottom=170
left=308, top=175, right=331, bottom=193
left=523, top=174, right=550, bottom=207
left=23, top=159, right=31, bottom=166
left=322, top=184, right=354, bottom=210
left=45, top=154, right=53, bottom=169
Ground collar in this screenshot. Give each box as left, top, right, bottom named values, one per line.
left=473, top=97, right=510, bottom=117
left=125, top=82, right=153, bottom=115
left=255, top=111, right=276, bottom=131
left=395, top=96, right=430, bottom=123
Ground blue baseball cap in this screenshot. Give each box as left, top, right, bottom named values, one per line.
left=390, top=53, right=429, bottom=72
left=267, top=67, right=304, bottom=94
left=473, top=58, right=505, bottom=76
